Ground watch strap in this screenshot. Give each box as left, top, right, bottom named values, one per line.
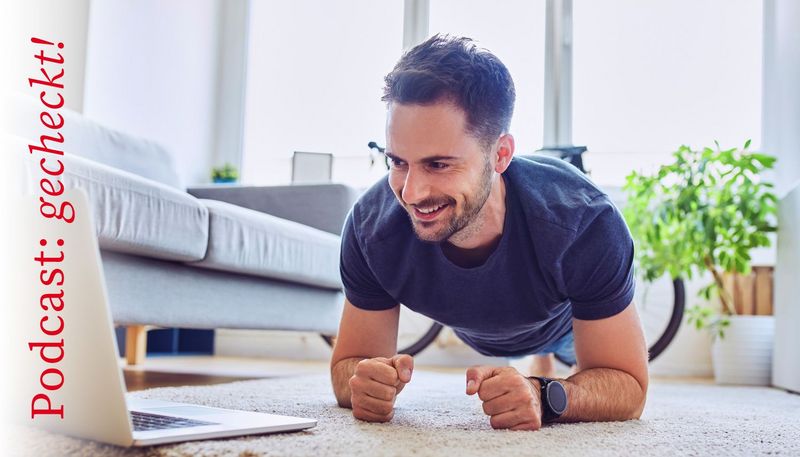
left=529, top=376, right=563, bottom=423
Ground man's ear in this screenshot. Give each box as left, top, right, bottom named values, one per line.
left=494, top=133, right=515, bottom=173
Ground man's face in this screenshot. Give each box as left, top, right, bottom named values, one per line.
left=385, top=102, right=496, bottom=243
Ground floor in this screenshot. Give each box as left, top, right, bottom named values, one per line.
left=122, top=355, right=716, bottom=392
left=20, top=357, right=796, bottom=456
left=122, top=356, right=326, bottom=391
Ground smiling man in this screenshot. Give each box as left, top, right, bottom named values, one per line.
left=330, top=35, right=648, bottom=431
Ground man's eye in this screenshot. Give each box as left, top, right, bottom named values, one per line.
left=388, top=157, right=406, bottom=168
left=429, top=162, right=448, bottom=170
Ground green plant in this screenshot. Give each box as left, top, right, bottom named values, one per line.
left=211, top=162, right=239, bottom=182
left=623, top=140, right=778, bottom=339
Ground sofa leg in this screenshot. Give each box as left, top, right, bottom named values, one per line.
left=125, top=325, right=148, bottom=366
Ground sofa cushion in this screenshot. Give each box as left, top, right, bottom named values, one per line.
left=57, top=152, right=208, bottom=261
left=1, top=91, right=183, bottom=189
left=191, top=199, right=342, bottom=290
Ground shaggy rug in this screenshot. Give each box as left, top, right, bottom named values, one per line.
left=7, top=371, right=800, bottom=456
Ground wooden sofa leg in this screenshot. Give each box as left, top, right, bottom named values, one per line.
left=125, top=325, right=148, bottom=366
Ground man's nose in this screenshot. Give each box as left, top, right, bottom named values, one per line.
left=401, top=168, right=429, bottom=205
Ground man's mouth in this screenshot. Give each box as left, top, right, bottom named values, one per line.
left=412, top=203, right=449, bottom=221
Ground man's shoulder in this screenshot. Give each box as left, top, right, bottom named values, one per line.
left=349, top=177, right=409, bottom=243
left=505, top=156, right=609, bottom=233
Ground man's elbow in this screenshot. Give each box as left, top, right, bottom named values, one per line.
left=331, top=374, right=354, bottom=409
left=332, top=367, right=360, bottom=409
left=630, top=396, right=646, bottom=419
left=331, top=378, right=354, bottom=409
left=629, top=373, right=649, bottom=419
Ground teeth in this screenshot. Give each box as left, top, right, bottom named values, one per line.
left=418, top=205, right=444, bottom=214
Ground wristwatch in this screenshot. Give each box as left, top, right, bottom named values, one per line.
left=529, top=376, right=568, bottom=423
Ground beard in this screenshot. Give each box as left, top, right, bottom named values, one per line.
left=408, top=157, right=495, bottom=243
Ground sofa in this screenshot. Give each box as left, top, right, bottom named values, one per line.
left=2, top=92, right=360, bottom=363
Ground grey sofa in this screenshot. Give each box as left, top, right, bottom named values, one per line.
left=3, top=92, right=360, bottom=363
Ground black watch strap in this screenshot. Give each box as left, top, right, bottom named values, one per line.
left=529, top=376, right=567, bottom=423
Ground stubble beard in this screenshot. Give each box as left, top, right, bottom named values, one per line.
left=409, top=157, right=495, bottom=244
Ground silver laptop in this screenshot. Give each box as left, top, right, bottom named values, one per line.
left=7, top=189, right=316, bottom=446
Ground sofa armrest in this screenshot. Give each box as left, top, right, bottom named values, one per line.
left=187, top=184, right=361, bottom=235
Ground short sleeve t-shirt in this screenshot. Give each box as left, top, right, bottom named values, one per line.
left=339, top=155, right=635, bottom=358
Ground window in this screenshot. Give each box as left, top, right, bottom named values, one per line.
left=572, top=0, right=763, bottom=185
left=428, top=0, right=547, bottom=156
left=242, top=0, right=404, bottom=187
left=243, top=1, right=763, bottom=188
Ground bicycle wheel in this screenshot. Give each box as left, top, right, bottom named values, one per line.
left=321, top=305, right=444, bottom=356
left=645, top=278, right=685, bottom=360
left=553, top=275, right=685, bottom=366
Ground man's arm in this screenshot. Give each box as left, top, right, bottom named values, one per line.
left=330, top=298, right=407, bottom=410
left=466, top=302, right=648, bottom=430
left=555, top=301, right=649, bottom=422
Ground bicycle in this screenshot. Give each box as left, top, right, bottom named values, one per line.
left=321, top=143, right=686, bottom=364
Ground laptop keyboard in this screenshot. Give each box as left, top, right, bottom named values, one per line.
left=131, top=410, right=219, bottom=431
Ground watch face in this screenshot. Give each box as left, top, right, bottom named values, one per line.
left=546, top=382, right=568, bottom=415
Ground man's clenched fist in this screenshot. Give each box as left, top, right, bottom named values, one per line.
left=349, top=354, right=414, bottom=422
left=466, top=366, right=543, bottom=431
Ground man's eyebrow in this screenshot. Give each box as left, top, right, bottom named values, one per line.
left=384, top=152, right=460, bottom=163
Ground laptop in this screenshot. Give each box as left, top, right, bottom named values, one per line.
left=6, top=188, right=316, bottom=446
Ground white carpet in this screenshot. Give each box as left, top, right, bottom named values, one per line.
left=9, top=371, right=800, bottom=456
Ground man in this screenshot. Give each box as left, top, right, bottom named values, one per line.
left=330, top=35, right=648, bottom=431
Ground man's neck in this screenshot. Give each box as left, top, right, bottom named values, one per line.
left=440, top=238, right=501, bottom=268
left=442, top=175, right=507, bottom=266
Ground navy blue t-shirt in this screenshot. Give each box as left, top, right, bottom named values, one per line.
left=339, top=155, right=635, bottom=357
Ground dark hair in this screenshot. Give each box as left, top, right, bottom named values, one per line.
left=382, top=34, right=516, bottom=149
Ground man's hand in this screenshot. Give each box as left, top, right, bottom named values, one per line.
left=466, top=366, right=542, bottom=431
left=348, top=354, right=414, bottom=422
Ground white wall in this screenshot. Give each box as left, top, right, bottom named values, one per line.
left=212, top=0, right=250, bottom=171
left=763, top=0, right=800, bottom=198
left=763, top=0, right=800, bottom=392
left=82, top=0, right=222, bottom=187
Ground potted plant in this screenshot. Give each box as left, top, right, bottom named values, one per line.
left=211, top=163, right=239, bottom=184
left=623, top=140, right=778, bottom=385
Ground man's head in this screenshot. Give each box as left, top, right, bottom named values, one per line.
left=382, top=35, right=516, bottom=243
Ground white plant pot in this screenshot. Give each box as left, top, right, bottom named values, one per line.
left=712, top=315, right=775, bottom=386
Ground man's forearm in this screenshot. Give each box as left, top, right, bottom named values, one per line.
left=331, top=357, right=366, bottom=408
left=554, top=367, right=648, bottom=422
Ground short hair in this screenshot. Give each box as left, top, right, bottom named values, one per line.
left=382, top=34, right=516, bottom=149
